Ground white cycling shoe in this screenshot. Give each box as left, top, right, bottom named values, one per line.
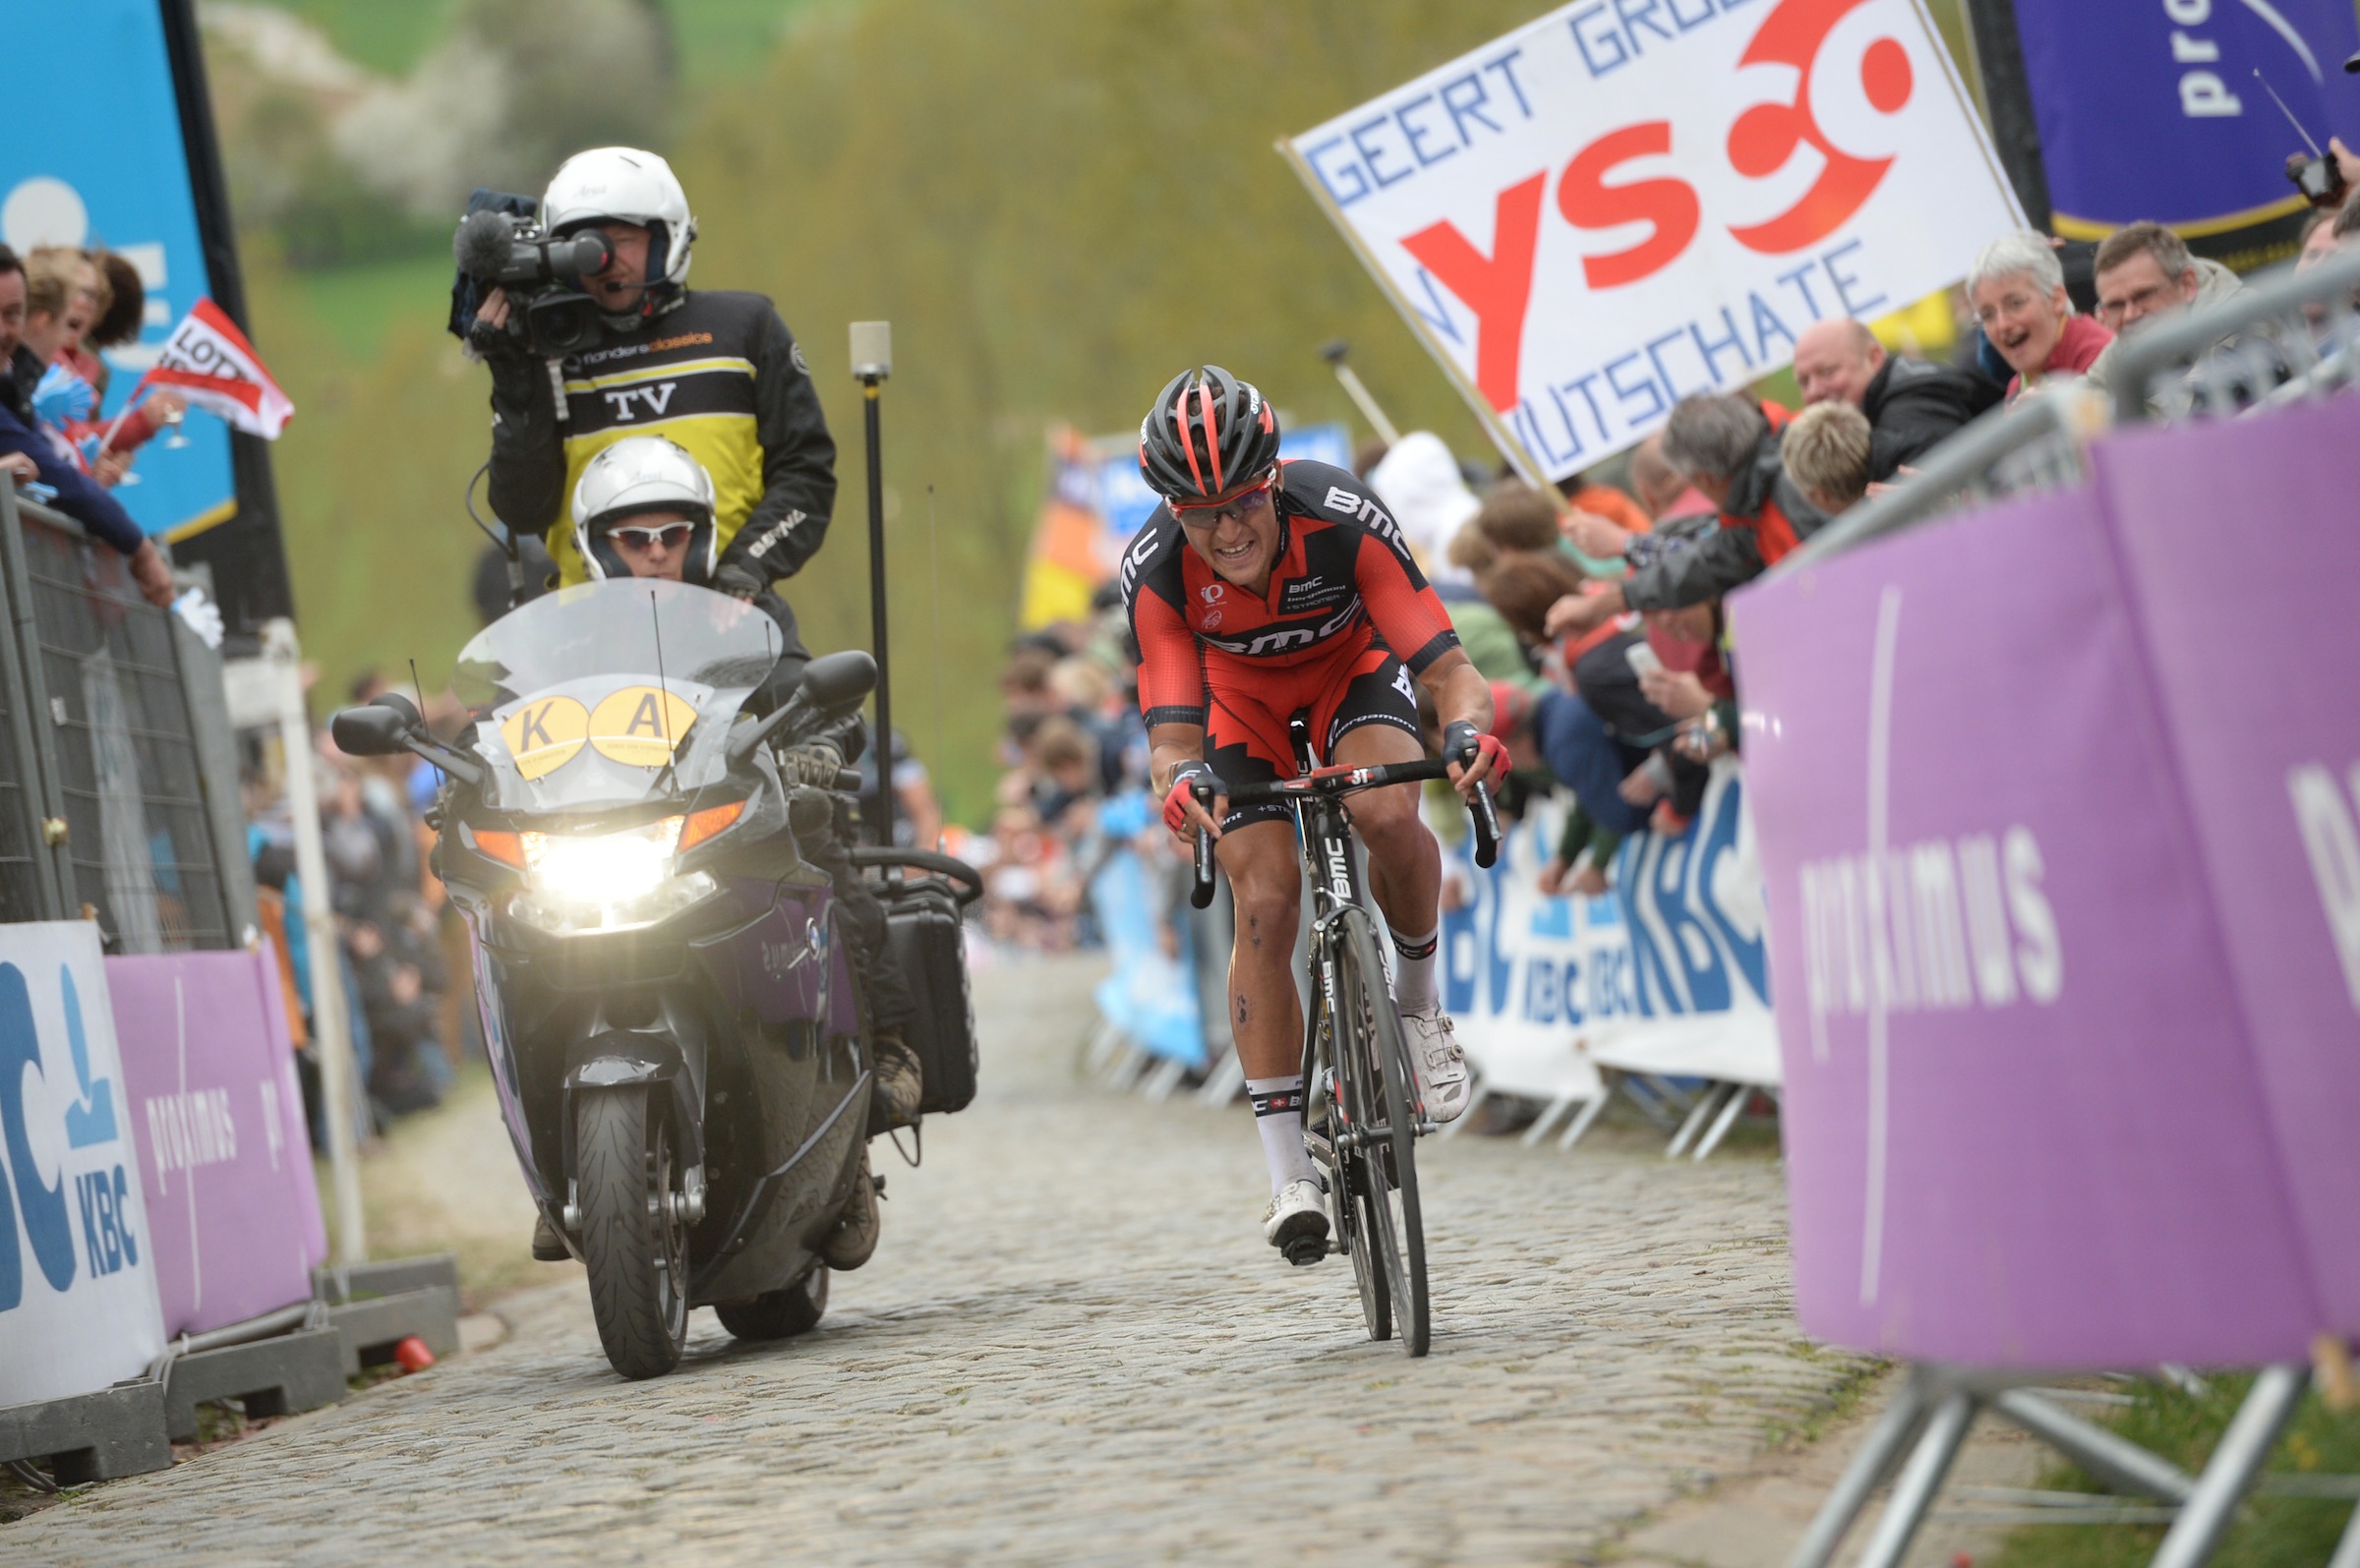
left=1401, top=1007, right=1471, bottom=1124
left=1263, top=1178, right=1330, bottom=1266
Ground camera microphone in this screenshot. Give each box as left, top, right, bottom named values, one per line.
left=453, top=209, right=516, bottom=283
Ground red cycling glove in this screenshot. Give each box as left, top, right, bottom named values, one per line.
left=1162, top=761, right=1215, bottom=834
left=1442, top=720, right=1507, bottom=786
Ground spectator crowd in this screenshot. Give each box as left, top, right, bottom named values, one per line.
left=973, top=171, right=2360, bottom=1088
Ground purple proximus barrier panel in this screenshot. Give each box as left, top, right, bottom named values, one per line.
left=1729, top=454, right=2340, bottom=1366
left=2093, top=400, right=2360, bottom=1336
left=110, top=946, right=326, bottom=1338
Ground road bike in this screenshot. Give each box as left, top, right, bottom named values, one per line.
left=1189, top=718, right=1499, bottom=1357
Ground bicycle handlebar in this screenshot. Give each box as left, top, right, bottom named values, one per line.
left=1185, top=757, right=1501, bottom=909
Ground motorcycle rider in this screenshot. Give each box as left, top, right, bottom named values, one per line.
left=522, top=436, right=910, bottom=1268
left=472, top=145, right=833, bottom=640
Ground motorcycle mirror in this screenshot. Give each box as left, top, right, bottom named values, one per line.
left=798, top=650, right=877, bottom=710
left=331, top=704, right=414, bottom=757
left=370, top=691, right=424, bottom=727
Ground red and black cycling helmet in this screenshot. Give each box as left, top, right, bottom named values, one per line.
left=1139, top=365, right=1281, bottom=501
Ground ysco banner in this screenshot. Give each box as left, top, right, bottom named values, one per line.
left=2006, top=0, right=2360, bottom=268
left=0, top=923, right=165, bottom=1406
left=1285, top=0, right=2020, bottom=478
left=111, top=947, right=324, bottom=1339
left=1731, top=393, right=2360, bottom=1367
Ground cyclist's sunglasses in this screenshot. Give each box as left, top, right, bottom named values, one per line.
left=1171, top=471, right=1276, bottom=526
left=609, top=522, right=695, bottom=551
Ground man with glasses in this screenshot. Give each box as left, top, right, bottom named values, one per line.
left=1121, top=366, right=1505, bottom=1262
left=2084, top=221, right=2247, bottom=396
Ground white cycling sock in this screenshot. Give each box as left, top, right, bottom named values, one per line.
left=1246, top=1074, right=1317, bottom=1196
left=1390, top=923, right=1441, bottom=1015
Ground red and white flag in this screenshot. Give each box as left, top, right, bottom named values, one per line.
left=133, top=297, right=295, bottom=439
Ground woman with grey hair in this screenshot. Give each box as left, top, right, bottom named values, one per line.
left=1968, top=230, right=2110, bottom=401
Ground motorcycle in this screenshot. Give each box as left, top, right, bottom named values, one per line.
left=333, top=577, right=896, bottom=1379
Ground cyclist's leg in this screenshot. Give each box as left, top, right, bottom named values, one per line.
left=1204, top=665, right=1328, bottom=1252
left=1321, top=651, right=1441, bottom=971
left=1320, top=652, right=1469, bottom=1121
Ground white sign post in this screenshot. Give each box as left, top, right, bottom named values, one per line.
left=0, top=922, right=166, bottom=1406
left=1284, top=0, right=2022, bottom=480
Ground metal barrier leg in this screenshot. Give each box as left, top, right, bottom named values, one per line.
left=1692, top=1080, right=1751, bottom=1161
left=1786, top=1369, right=1936, bottom=1568
left=1140, top=1056, right=1187, bottom=1102
left=2149, top=1364, right=2308, bottom=1568
left=1519, top=1091, right=1577, bottom=1147
left=1666, top=1082, right=1732, bottom=1158
left=1557, top=1088, right=1613, bottom=1151
left=1854, top=1388, right=1978, bottom=1568
left=1197, top=1050, right=1246, bottom=1107
left=2328, top=1493, right=2360, bottom=1568
left=1991, top=1389, right=2196, bottom=1503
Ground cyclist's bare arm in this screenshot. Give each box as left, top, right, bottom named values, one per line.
left=1149, top=722, right=1225, bottom=842
left=1414, top=649, right=1504, bottom=797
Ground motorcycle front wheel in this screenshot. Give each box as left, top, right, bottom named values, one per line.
left=576, top=1087, right=690, bottom=1379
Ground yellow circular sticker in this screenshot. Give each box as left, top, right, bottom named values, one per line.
left=588, top=685, right=701, bottom=768
left=499, top=695, right=590, bottom=781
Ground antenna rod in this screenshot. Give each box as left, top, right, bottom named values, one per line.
left=853, top=321, right=895, bottom=850
left=2255, top=68, right=2324, bottom=156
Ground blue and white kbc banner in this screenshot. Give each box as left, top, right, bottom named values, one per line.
left=0, top=923, right=166, bottom=1406
left=4, top=0, right=234, bottom=539
left=1443, top=764, right=1779, bottom=1099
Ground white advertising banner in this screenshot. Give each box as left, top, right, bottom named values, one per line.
left=1591, top=760, right=1782, bottom=1086
left=0, top=923, right=166, bottom=1406
left=1285, top=0, right=2022, bottom=478
left=1440, top=793, right=1618, bottom=1106
left=1442, top=766, right=1781, bottom=1104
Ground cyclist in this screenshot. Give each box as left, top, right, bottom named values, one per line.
left=1121, top=367, right=1506, bottom=1262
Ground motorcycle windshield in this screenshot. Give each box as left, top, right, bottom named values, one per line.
left=452, top=579, right=782, bottom=813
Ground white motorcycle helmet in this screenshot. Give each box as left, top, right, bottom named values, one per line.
left=541, top=146, right=696, bottom=292
left=570, top=436, right=719, bottom=585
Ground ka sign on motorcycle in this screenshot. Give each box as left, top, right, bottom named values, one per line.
left=0, top=922, right=166, bottom=1406
left=1285, top=0, right=2023, bottom=480
left=502, top=684, right=700, bottom=779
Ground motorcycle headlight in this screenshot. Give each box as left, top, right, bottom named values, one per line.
left=507, top=816, right=718, bottom=935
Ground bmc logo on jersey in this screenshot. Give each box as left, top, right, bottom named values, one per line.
left=1323, top=486, right=1406, bottom=549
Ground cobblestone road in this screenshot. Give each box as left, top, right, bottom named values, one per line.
left=11, top=957, right=1864, bottom=1567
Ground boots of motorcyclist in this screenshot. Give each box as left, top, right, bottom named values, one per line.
left=780, top=766, right=925, bottom=1136
left=819, top=1143, right=883, bottom=1270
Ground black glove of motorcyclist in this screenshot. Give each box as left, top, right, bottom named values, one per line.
left=777, top=738, right=845, bottom=787
left=712, top=563, right=763, bottom=602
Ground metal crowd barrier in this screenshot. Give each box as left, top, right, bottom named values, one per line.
left=1769, top=245, right=2360, bottom=1568
left=0, top=484, right=254, bottom=953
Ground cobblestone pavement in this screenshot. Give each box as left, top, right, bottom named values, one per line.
left=10, top=956, right=1866, bottom=1568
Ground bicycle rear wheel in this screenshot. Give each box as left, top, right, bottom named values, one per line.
left=1332, top=908, right=1428, bottom=1357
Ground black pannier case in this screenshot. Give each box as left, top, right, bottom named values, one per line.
left=878, top=875, right=978, bottom=1114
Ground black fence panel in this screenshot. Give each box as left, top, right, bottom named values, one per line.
left=1, top=495, right=236, bottom=952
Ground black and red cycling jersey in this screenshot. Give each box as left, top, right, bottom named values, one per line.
left=1120, top=460, right=1460, bottom=732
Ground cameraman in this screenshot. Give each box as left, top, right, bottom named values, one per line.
left=471, top=147, right=835, bottom=649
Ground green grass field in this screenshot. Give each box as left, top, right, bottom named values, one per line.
left=291, top=255, right=455, bottom=361
left=257, top=0, right=814, bottom=86
left=1989, top=1375, right=2360, bottom=1566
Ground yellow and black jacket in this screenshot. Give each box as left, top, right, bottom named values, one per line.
left=485, top=289, right=837, bottom=592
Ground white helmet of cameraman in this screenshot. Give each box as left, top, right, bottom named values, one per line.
left=541, top=146, right=697, bottom=290
left=570, top=436, right=719, bottom=584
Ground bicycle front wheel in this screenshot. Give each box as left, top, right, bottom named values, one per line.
left=1333, top=908, right=1429, bottom=1357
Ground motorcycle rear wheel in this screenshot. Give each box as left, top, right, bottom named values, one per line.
left=576, top=1087, right=690, bottom=1379
left=714, top=1266, right=829, bottom=1342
